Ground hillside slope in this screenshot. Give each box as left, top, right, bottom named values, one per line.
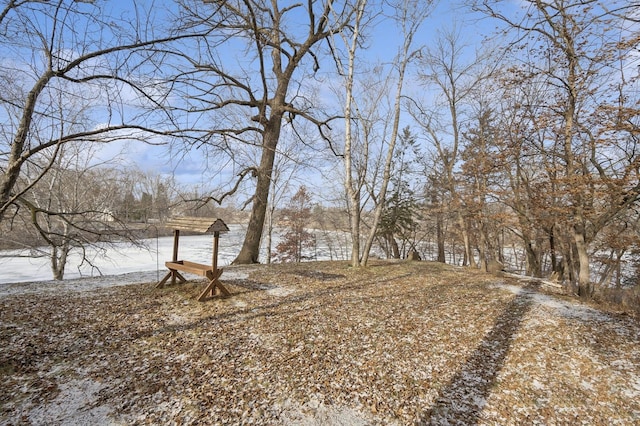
left=1, top=261, right=639, bottom=424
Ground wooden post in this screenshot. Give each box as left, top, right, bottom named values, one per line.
left=212, top=231, right=219, bottom=272
left=156, top=228, right=182, bottom=289
left=172, top=229, right=180, bottom=262
left=171, top=229, right=180, bottom=285
left=197, top=231, right=228, bottom=301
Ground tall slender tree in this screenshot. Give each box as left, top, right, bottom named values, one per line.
left=171, top=0, right=356, bottom=264
left=410, top=26, right=495, bottom=267
left=338, top=0, right=434, bottom=267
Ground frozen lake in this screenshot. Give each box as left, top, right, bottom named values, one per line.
left=0, top=224, right=351, bottom=284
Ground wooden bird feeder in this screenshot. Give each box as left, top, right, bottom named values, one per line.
left=156, top=217, right=230, bottom=301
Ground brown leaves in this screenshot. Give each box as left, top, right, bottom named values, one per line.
left=1, top=261, right=639, bottom=424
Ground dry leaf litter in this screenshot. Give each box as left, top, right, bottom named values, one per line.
left=1, top=260, right=638, bottom=425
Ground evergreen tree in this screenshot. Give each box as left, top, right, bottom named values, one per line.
left=376, top=127, right=421, bottom=258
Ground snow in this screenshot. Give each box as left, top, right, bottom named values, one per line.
left=531, top=379, right=545, bottom=390
left=2, top=253, right=639, bottom=424
left=0, top=268, right=253, bottom=299
left=267, top=286, right=295, bottom=297
left=279, top=400, right=379, bottom=426
left=0, top=224, right=349, bottom=286
left=27, top=378, right=119, bottom=426
left=0, top=224, right=250, bottom=285
left=626, top=378, right=640, bottom=398
left=493, top=282, right=613, bottom=323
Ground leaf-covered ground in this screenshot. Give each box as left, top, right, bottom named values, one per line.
left=1, top=260, right=639, bottom=425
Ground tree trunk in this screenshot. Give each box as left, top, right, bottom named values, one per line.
left=50, top=224, right=71, bottom=280
left=559, top=236, right=574, bottom=291
left=51, top=242, right=70, bottom=280
left=457, top=212, right=476, bottom=268
left=233, top=119, right=282, bottom=264
left=573, top=222, right=591, bottom=298
left=387, top=232, right=400, bottom=259
left=343, top=8, right=361, bottom=269
left=265, top=205, right=274, bottom=264
left=549, top=226, right=558, bottom=273
left=597, top=249, right=617, bottom=288
left=347, top=197, right=361, bottom=267
left=478, top=226, right=487, bottom=272
left=524, top=242, right=542, bottom=277
left=51, top=246, right=61, bottom=280
left=436, top=211, right=446, bottom=263
left=521, top=230, right=542, bottom=277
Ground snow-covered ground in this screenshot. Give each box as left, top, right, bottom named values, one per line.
left=0, top=224, right=351, bottom=286
left=1, top=261, right=638, bottom=425
left=0, top=224, right=248, bottom=285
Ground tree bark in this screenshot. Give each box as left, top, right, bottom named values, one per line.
left=387, top=232, right=400, bottom=259
left=436, top=215, right=446, bottom=263
left=0, top=72, right=53, bottom=221
left=265, top=205, right=274, bottom=264
left=549, top=226, right=558, bottom=273
left=524, top=241, right=541, bottom=278
left=478, top=226, right=487, bottom=272
left=457, top=212, right=476, bottom=268
left=231, top=1, right=336, bottom=264
left=341, top=1, right=366, bottom=269
left=573, top=221, right=592, bottom=298
left=233, top=118, right=282, bottom=264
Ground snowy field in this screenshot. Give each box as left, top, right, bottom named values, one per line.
left=0, top=224, right=350, bottom=286
left=0, top=224, right=246, bottom=285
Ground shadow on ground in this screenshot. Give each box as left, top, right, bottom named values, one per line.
left=417, top=284, right=536, bottom=425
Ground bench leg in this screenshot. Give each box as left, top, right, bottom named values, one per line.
left=197, top=269, right=230, bottom=301
left=156, top=270, right=186, bottom=288
left=156, top=271, right=172, bottom=288
left=172, top=271, right=187, bottom=285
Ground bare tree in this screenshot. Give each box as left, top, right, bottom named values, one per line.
left=460, top=105, right=504, bottom=272
left=410, top=26, right=495, bottom=268
left=337, top=0, right=434, bottom=267
left=337, top=0, right=370, bottom=267
left=0, top=0, right=205, bottom=223
left=358, top=0, right=433, bottom=266
left=489, top=67, right=561, bottom=277
left=475, top=0, right=640, bottom=296
left=170, top=0, right=356, bottom=264
left=17, top=143, right=138, bottom=280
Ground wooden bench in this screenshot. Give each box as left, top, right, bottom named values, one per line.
left=156, top=217, right=231, bottom=301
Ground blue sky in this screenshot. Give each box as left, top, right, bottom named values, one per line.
left=1, top=0, right=524, bottom=198
left=86, top=0, right=518, bottom=197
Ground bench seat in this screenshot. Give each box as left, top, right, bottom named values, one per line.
left=165, top=260, right=213, bottom=277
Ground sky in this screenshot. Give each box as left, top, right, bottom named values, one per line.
left=91, top=0, right=505, bottom=193
left=0, top=0, right=520, bottom=203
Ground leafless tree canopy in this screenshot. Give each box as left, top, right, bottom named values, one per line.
left=1, top=0, right=640, bottom=301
